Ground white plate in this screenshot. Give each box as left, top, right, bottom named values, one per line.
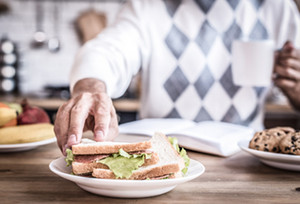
left=49, top=157, right=205, bottom=198
left=0, top=137, right=56, bottom=152
left=238, top=139, right=300, bottom=171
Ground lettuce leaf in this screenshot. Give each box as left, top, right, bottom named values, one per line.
left=179, top=147, right=190, bottom=175
left=98, top=148, right=151, bottom=179
left=65, top=149, right=74, bottom=167
left=168, top=137, right=190, bottom=175
left=168, top=137, right=180, bottom=152
left=119, top=148, right=131, bottom=158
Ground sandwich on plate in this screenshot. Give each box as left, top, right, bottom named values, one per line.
left=65, top=132, right=190, bottom=180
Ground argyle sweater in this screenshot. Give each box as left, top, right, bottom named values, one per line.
left=71, top=0, right=300, bottom=130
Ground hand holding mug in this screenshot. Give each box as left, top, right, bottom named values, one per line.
left=274, top=41, right=300, bottom=109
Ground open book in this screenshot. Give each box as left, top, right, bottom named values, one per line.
left=119, top=118, right=255, bottom=157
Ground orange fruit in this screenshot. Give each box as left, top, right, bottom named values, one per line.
left=0, top=102, right=9, bottom=108
left=2, top=118, right=17, bottom=127
left=0, top=102, right=18, bottom=127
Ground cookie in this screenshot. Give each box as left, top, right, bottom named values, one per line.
left=249, top=129, right=286, bottom=152
left=279, top=132, right=300, bottom=155
left=267, top=126, right=295, bottom=134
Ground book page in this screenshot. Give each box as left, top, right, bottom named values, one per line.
left=168, top=121, right=254, bottom=156
left=119, top=118, right=196, bottom=136
left=119, top=119, right=254, bottom=156
left=170, top=121, right=252, bottom=141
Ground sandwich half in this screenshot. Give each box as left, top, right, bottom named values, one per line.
left=92, top=132, right=186, bottom=180
left=66, top=139, right=159, bottom=175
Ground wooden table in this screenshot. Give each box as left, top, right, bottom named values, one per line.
left=1, top=137, right=300, bottom=204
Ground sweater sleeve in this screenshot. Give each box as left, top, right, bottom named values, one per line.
left=272, top=0, right=300, bottom=48
left=70, top=0, right=151, bottom=98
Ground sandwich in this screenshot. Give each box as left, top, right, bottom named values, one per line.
left=66, top=138, right=160, bottom=176
left=65, top=132, right=190, bottom=180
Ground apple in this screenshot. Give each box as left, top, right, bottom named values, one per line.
left=17, top=99, right=50, bottom=125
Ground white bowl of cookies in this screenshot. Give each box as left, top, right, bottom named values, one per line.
left=239, top=127, right=300, bottom=171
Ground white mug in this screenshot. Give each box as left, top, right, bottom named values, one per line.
left=231, top=39, right=275, bottom=86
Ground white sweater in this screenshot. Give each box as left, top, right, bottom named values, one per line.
left=70, top=0, right=300, bottom=130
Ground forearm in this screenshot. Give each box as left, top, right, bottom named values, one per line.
left=72, top=78, right=107, bottom=98
left=70, top=1, right=148, bottom=99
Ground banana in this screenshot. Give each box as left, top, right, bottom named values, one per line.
left=0, top=123, right=55, bottom=144
left=0, top=108, right=17, bottom=127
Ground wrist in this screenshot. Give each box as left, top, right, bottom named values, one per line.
left=72, top=78, right=107, bottom=98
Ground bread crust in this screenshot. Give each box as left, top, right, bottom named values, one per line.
left=72, top=141, right=152, bottom=155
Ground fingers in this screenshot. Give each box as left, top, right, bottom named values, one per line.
left=107, top=105, right=119, bottom=141
left=67, top=93, right=93, bottom=148
left=54, top=99, right=75, bottom=155
left=91, top=93, right=118, bottom=142
left=54, top=93, right=94, bottom=155
left=274, top=42, right=300, bottom=82
left=274, top=64, right=300, bottom=81
left=278, top=49, right=300, bottom=60
left=278, top=42, right=300, bottom=66
left=275, top=42, right=300, bottom=109
left=279, top=57, right=300, bottom=70
left=93, top=93, right=111, bottom=142
left=274, top=77, right=296, bottom=90
left=54, top=91, right=117, bottom=155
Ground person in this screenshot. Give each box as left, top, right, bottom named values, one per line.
left=54, top=0, right=300, bottom=154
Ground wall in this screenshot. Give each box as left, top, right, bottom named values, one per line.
left=0, top=0, right=123, bottom=95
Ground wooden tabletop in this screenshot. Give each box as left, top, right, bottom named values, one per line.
left=1, top=136, right=300, bottom=204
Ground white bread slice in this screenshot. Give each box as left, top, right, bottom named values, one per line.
left=72, top=162, right=108, bottom=175
left=92, top=132, right=185, bottom=179
left=72, top=140, right=152, bottom=155
left=151, top=132, right=185, bottom=171
left=72, top=152, right=160, bottom=175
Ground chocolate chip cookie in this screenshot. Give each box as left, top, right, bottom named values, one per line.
left=268, top=126, right=295, bottom=135
left=279, top=132, right=300, bottom=155
left=249, top=127, right=292, bottom=153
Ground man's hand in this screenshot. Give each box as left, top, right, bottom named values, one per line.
left=54, top=78, right=119, bottom=155
left=274, top=41, right=300, bottom=110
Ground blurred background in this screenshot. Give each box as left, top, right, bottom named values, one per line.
left=0, top=0, right=299, bottom=126
left=0, top=0, right=126, bottom=97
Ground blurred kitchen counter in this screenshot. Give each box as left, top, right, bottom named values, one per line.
left=1, top=95, right=299, bottom=128
left=0, top=95, right=140, bottom=124
left=0, top=95, right=139, bottom=112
